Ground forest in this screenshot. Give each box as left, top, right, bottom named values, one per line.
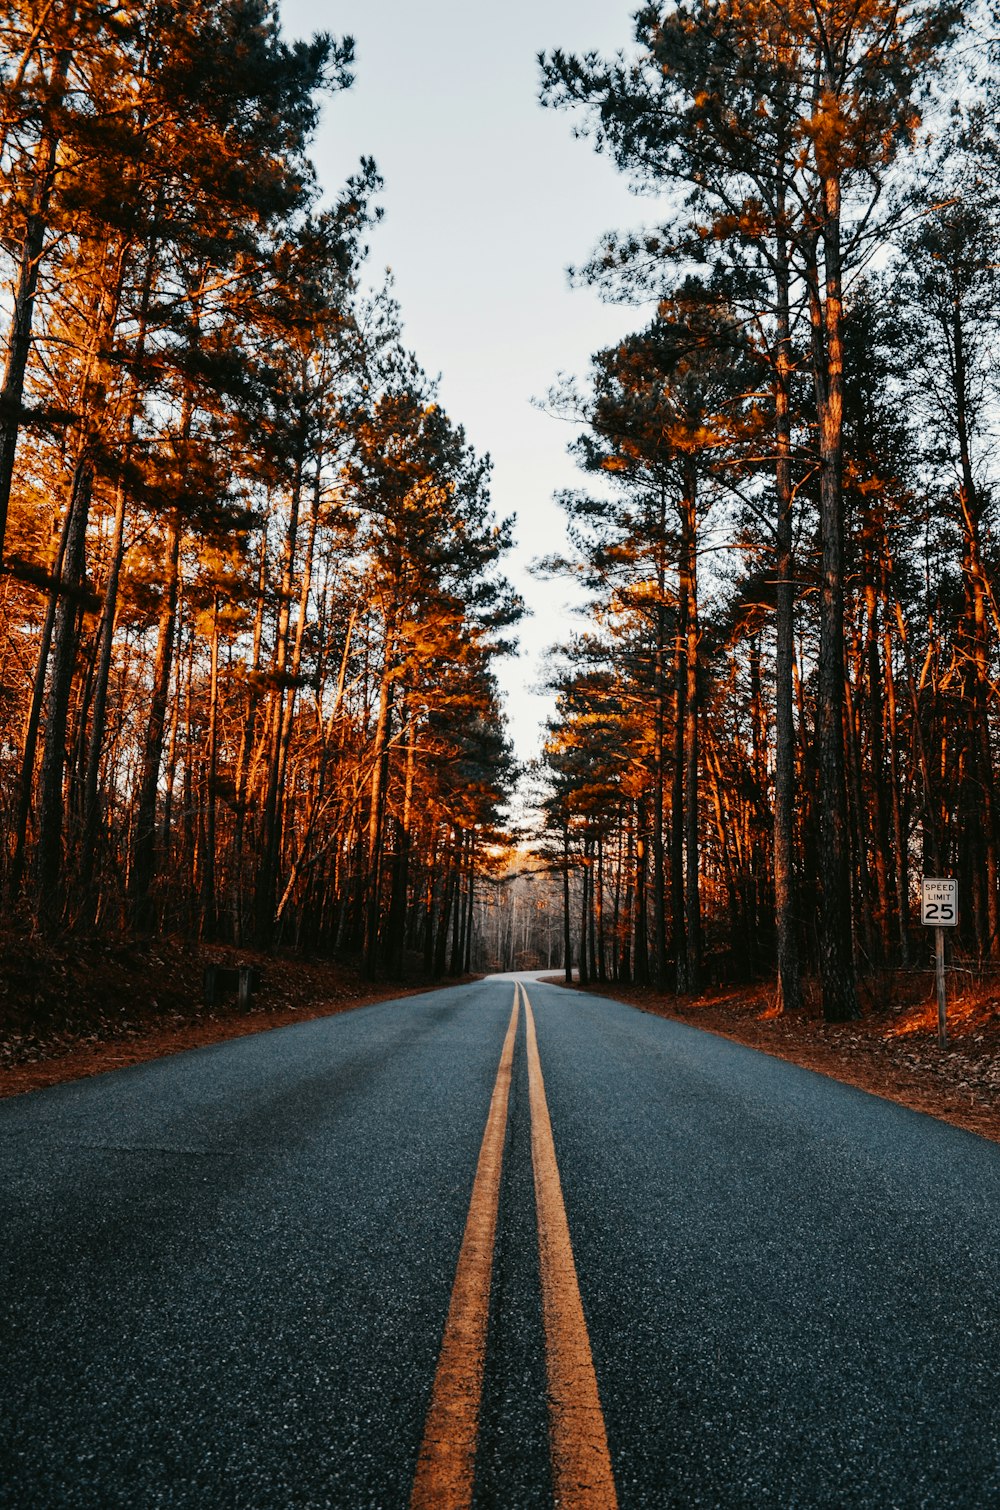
left=3, top=0, right=1000, bottom=1025
left=0, top=0, right=519, bottom=983
left=532, top=0, right=1000, bottom=1020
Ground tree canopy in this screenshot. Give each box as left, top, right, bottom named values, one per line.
left=535, top=0, right=1000, bottom=1016
left=0, top=0, right=520, bottom=977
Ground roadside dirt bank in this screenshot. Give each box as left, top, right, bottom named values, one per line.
left=551, top=975, right=1000, bottom=1144
left=0, top=932, right=469, bottom=1099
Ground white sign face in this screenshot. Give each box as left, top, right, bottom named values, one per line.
left=921, top=877, right=958, bottom=927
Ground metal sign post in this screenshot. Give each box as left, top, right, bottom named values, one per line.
left=921, top=878, right=958, bottom=1047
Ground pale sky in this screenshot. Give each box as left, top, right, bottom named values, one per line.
left=278, top=0, right=652, bottom=763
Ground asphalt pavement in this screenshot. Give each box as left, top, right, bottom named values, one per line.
left=2, top=976, right=999, bottom=1508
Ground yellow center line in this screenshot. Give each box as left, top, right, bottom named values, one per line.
left=521, top=982, right=619, bottom=1510
left=410, top=991, right=520, bottom=1510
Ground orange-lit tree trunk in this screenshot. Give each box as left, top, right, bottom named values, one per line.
left=681, top=468, right=701, bottom=992
left=844, top=623, right=876, bottom=966
left=35, top=453, right=94, bottom=924
left=10, top=490, right=71, bottom=898
left=387, top=706, right=415, bottom=974
left=233, top=525, right=269, bottom=941
left=0, top=11, right=74, bottom=564
left=670, top=594, right=686, bottom=992
left=633, top=798, right=648, bottom=985
left=810, top=182, right=860, bottom=1020
left=130, top=509, right=182, bottom=930
left=772, top=199, right=802, bottom=1011
left=258, top=456, right=321, bottom=942
left=651, top=487, right=669, bottom=988
left=362, top=622, right=396, bottom=976
left=255, top=464, right=302, bottom=940
left=79, top=228, right=159, bottom=918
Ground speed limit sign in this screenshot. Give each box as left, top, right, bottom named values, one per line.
left=921, top=877, right=958, bottom=927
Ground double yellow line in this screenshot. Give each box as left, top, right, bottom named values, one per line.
left=410, top=983, right=618, bottom=1510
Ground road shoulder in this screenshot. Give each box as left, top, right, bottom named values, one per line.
left=0, top=938, right=479, bottom=1099
left=549, top=977, right=1000, bottom=1145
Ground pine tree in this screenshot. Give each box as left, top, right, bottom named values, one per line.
left=541, top=0, right=963, bottom=1018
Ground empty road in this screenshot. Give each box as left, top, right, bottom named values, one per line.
left=2, top=975, right=999, bottom=1507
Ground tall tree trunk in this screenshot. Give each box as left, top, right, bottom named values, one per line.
left=159, top=651, right=183, bottom=888
left=652, top=488, right=669, bottom=986
left=434, top=835, right=457, bottom=977
left=772, top=203, right=802, bottom=1011
left=130, top=511, right=182, bottom=930
left=619, top=820, right=633, bottom=983
left=863, top=576, right=893, bottom=964
left=362, top=634, right=395, bottom=977
left=655, top=616, right=670, bottom=984
left=950, top=293, right=998, bottom=950
left=844, top=645, right=875, bottom=966
left=588, top=835, right=599, bottom=982
left=811, top=184, right=860, bottom=1021
left=705, top=730, right=742, bottom=955
left=883, top=617, right=910, bottom=964
left=747, top=636, right=767, bottom=971
left=10, top=494, right=73, bottom=897
left=633, top=799, right=649, bottom=985
left=78, top=479, right=127, bottom=915
left=29, top=230, right=123, bottom=923
left=387, top=709, right=415, bottom=975
left=463, top=835, right=476, bottom=974
left=35, top=455, right=94, bottom=924
left=0, top=27, right=73, bottom=563
left=79, top=232, right=157, bottom=918
left=671, top=593, right=687, bottom=992
left=562, top=825, right=573, bottom=984
left=682, top=473, right=701, bottom=992
left=255, top=451, right=306, bottom=942
left=450, top=829, right=467, bottom=976
left=233, top=525, right=270, bottom=942
left=578, top=839, right=590, bottom=988
left=595, top=833, right=607, bottom=982
left=200, top=599, right=221, bottom=938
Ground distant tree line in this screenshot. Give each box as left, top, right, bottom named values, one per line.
left=471, top=862, right=568, bottom=974
left=536, top=0, right=1000, bottom=1018
left=0, top=0, right=519, bottom=975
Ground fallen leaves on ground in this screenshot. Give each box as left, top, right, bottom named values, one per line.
left=0, top=931, right=451, bottom=1099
